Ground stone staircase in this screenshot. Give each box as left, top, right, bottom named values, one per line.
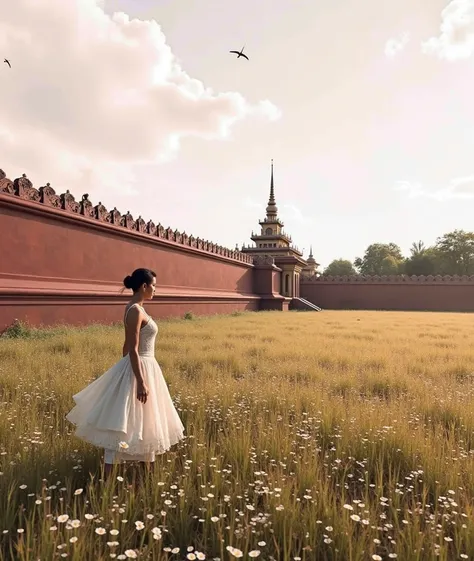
left=291, top=297, right=323, bottom=312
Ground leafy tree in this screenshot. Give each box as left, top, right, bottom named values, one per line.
left=324, top=259, right=357, bottom=276
left=403, top=240, right=439, bottom=276
left=354, top=243, right=404, bottom=276
left=404, top=252, right=438, bottom=276
left=380, top=255, right=402, bottom=275
left=434, top=230, right=474, bottom=275
left=410, top=241, right=427, bottom=257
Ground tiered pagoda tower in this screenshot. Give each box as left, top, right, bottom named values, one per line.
left=242, top=160, right=310, bottom=298
left=301, top=245, right=320, bottom=277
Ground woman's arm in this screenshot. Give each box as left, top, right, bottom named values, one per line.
left=124, top=306, right=148, bottom=404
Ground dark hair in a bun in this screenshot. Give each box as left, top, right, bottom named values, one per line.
left=123, top=268, right=156, bottom=293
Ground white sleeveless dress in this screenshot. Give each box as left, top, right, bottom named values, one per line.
left=66, top=304, right=185, bottom=463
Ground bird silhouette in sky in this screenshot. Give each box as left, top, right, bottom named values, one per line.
left=4, top=58, right=11, bottom=68
left=229, top=46, right=249, bottom=61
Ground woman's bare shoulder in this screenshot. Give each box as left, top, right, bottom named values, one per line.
left=124, top=303, right=143, bottom=324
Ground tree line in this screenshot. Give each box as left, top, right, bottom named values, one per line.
left=323, top=229, right=474, bottom=277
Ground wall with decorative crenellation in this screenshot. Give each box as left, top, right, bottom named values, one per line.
left=300, top=274, right=474, bottom=311
left=0, top=169, right=252, bottom=263
left=0, top=167, right=265, bottom=330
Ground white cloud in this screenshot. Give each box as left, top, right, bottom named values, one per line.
left=393, top=180, right=426, bottom=198
left=281, top=203, right=307, bottom=223
left=450, top=174, right=474, bottom=193
left=394, top=175, right=474, bottom=200
left=384, top=32, right=410, bottom=58
left=422, top=0, right=474, bottom=60
left=0, top=0, right=280, bottom=197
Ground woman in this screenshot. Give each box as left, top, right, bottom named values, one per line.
left=66, top=268, right=185, bottom=478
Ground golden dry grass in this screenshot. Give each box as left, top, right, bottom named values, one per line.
left=1, top=310, right=474, bottom=560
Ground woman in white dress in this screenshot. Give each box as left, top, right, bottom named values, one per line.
left=66, top=268, right=185, bottom=478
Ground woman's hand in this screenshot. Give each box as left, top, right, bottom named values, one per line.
left=137, top=380, right=149, bottom=404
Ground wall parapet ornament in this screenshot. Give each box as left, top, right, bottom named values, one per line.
left=252, top=255, right=275, bottom=267
left=0, top=168, right=253, bottom=264
left=301, top=273, right=474, bottom=283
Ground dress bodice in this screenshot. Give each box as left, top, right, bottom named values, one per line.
left=125, top=304, right=157, bottom=358
left=138, top=317, right=158, bottom=357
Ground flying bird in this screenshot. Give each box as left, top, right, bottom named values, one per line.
left=229, top=46, right=249, bottom=61
left=4, top=59, right=11, bottom=68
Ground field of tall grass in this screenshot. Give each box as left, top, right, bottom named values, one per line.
left=1, top=310, right=474, bottom=560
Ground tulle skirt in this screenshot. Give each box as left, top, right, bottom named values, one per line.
left=66, top=354, right=185, bottom=463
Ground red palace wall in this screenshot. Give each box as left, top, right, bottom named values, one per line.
left=0, top=170, right=264, bottom=330
left=3, top=167, right=474, bottom=330
left=301, top=275, right=474, bottom=312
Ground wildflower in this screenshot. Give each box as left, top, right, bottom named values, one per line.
left=35, top=499, right=42, bottom=505
left=19, top=484, right=27, bottom=490
left=125, top=551, right=137, bottom=559
left=187, top=554, right=196, bottom=560
left=350, top=514, right=361, bottom=522
left=249, top=551, right=261, bottom=557
left=71, top=520, right=81, bottom=528
left=70, top=537, right=78, bottom=543
left=57, top=515, right=69, bottom=524
left=171, top=547, right=180, bottom=554
left=210, top=516, right=219, bottom=522
left=95, top=527, right=106, bottom=535
left=258, top=541, right=266, bottom=547
left=152, top=527, right=162, bottom=540
left=110, top=529, right=119, bottom=535
left=196, top=553, right=205, bottom=560
left=135, top=521, right=145, bottom=530
left=17, top=529, right=24, bottom=534
left=74, top=488, right=83, bottom=495
left=372, top=556, right=382, bottom=561
left=226, top=546, right=243, bottom=558
left=85, top=514, right=94, bottom=520
left=343, top=504, right=353, bottom=511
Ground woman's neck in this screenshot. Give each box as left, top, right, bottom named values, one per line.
left=130, top=296, right=145, bottom=306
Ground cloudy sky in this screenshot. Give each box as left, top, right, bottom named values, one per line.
left=1, top=0, right=474, bottom=268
